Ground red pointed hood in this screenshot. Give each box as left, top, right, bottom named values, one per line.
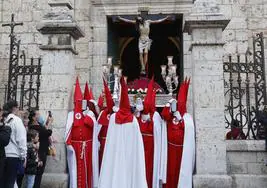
left=74, top=77, right=83, bottom=102
left=143, top=78, right=154, bottom=114
left=115, top=76, right=133, bottom=124
left=84, top=82, right=90, bottom=101
left=151, top=88, right=157, bottom=114
left=73, top=77, right=84, bottom=126
left=177, top=78, right=190, bottom=117
left=89, top=87, right=94, bottom=100
left=97, top=94, right=104, bottom=110
left=103, top=78, right=115, bottom=113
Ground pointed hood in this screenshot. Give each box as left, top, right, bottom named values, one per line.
left=98, top=94, right=104, bottom=110
left=73, top=77, right=84, bottom=126
left=177, top=78, right=190, bottom=117
left=103, top=78, right=115, bottom=113
left=115, top=76, right=133, bottom=124
left=84, top=82, right=91, bottom=101
left=143, top=78, right=154, bottom=114
left=74, top=77, right=83, bottom=102
left=150, top=88, right=157, bottom=114
left=89, top=87, right=94, bottom=100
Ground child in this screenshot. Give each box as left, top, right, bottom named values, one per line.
left=22, top=129, right=41, bottom=188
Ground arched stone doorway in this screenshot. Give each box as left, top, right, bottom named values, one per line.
left=107, top=14, right=183, bottom=92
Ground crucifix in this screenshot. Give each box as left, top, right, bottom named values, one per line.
left=2, top=14, right=23, bottom=101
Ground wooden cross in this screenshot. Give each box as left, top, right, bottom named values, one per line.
left=2, top=14, right=23, bottom=35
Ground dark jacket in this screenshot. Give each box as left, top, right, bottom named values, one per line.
left=28, top=124, right=52, bottom=160
left=0, top=124, right=11, bottom=179
left=25, top=142, right=38, bottom=175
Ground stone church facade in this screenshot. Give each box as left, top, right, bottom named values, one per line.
left=0, top=0, right=266, bottom=187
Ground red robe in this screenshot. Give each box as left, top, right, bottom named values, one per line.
left=67, top=115, right=94, bottom=188
left=162, top=109, right=184, bottom=188
left=137, top=116, right=154, bottom=188
left=97, top=109, right=111, bottom=169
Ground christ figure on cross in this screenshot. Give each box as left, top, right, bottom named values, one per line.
left=118, top=15, right=170, bottom=75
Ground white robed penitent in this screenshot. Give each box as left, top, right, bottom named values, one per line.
left=98, top=113, right=148, bottom=188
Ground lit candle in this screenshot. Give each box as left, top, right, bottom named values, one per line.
left=118, top=69, right=122, bottom=77
left=114, top=65, right=119, bottom=74
left=167, top=56, right=173, bottom=66
left=161, top=65, right=167, bottom=75
left=107, top=57, right=113, bottom=65
left=171, top=65, right=177, bottom=74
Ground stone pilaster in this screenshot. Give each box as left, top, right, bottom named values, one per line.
left=37, top=1, right=84, bottom=187
left=184, top=0, right=232, bottom=187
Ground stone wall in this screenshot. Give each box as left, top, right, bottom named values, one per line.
left=226, top=140, right=267, bottom=188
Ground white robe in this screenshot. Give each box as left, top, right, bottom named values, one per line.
left=98, top=114, right=148, bottom=188
left=152, top=112, right=162, bottom=188
left=160, top=113, right=195, bottom=188
left=65, top=111, right=99, bottom=188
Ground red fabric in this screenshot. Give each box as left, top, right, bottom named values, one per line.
left=89, top=87, right=94, bottom=100
left=98, top=94, right=104, bottom=111
left=127, top=77, right=162, bottom=92
left=177, top=78, right=190, bottom=117
left=116, top=76, right=133, bottom=124
left=137, top=116, right=154, bottom=188
left=161, top=106, right=172, bottom=122
left=143, top=78, right=154, bottom=114
left=98, top=109, right=110, bottom=127
left=163, top=117, right=184, bottom=188
left=84, top=82, right=91, bottom=100
left=98, top=124, right=109, bottom=170
left=70, top=114, right=94, bottom=188
left=226, top=128, right=246, bottom=139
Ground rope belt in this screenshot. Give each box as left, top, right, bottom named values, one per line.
left=100, top=137, right=106, bottom=140
left=168, top=142, right=183, bottom=147
left=71, top=139, right=92, bottom=188
left=142, top=133, right=153, bottom=137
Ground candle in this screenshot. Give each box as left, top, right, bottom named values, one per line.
left=171, top=65, right=177, bottom=74
left=118, top=69, right=122, bottom=77
left=161, top=65, right=167, bottom=75
left=167, top=56, right=173, bottom=66
left=107, top=57, right=113, bottom=65
left=114, top=65, right=119, bottom=74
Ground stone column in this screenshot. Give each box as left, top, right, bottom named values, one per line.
left=37, top=1, right=84, bottom=187
left=184, top=1, right=232, bottom=188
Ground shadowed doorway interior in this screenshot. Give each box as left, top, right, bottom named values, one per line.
left=107, top=14, right=183, bottom=90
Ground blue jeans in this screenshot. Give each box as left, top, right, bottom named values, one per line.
left=24, top=174, right=36, bottom=188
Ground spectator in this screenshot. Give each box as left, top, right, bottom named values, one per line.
left=0, top=108, right=12, bottom=185
left=3, top=100, right=27, bottom=188
left=226, top=119, right=246, bottom=140
left=28, top=109, right=52, bottom=188
left=22, top=129, right=40, bottom=188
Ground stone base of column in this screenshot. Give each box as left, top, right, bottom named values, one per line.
left=193, top=174, right=232, bottom=188
left=41, top=173, right=68, bottom=188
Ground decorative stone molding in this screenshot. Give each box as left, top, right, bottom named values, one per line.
left=37, top=1, right=84, bottom=54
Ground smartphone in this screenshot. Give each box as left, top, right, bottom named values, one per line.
left=82, top=100, right=87, bottom=110
left=48, top=111, right=52, bottom=118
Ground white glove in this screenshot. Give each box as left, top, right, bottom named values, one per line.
left=83, top=107, right=90, bottom=116
left=141, top=114, right=150, bottom=122
left=136, top=104, right=144, bottom=112
left=173, top=111, right=182, bottom=121
left=112, top=106, right=119, bottom=112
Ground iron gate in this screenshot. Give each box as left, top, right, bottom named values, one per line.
left=2, top=14, right=41, bottom=110
left=224, top=33, right=266, bottom=139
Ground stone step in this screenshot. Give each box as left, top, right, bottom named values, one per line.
left=231, top=174, right=267, bottom=188
left=41, top=173, right=68, bottom=188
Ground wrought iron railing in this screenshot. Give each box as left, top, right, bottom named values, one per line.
left=1, top=14, right=42, bottom=110
left=224, top=33, right=266, bottom=140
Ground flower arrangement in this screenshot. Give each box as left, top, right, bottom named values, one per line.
left=128, top=88, right=163, bottom=94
